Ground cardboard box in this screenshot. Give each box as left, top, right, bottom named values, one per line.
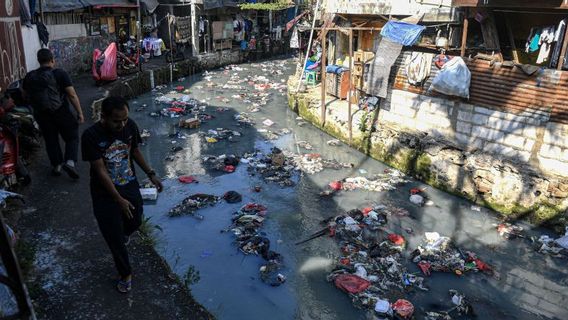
left=179, top=118, right=200, bottom=129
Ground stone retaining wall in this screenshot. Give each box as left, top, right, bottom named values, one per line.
left=288, top=79, right=568, bottom=231
left=380, top=89, right=568, bottom=178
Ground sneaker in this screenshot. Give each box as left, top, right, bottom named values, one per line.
left=51, top=165, right=62, bottom=176
left=62, top=163, right=79, bottom=179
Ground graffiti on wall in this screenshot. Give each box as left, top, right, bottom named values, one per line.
left=0, top=0, right=26, bottom=92
left=49, top=36, right=111, bottom=74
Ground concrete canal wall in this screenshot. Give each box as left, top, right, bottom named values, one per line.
left=288, top=78, right=568, bottom=231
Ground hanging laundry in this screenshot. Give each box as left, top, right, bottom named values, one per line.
left=550, top=19, right=567, bottom=69
left=525, top=27, right=541, bottom=53
left=405, top=52, right=435, bottom=86
left=537, top=26, right=556, bottom=64
left=290, top=27, right=300, bottom=49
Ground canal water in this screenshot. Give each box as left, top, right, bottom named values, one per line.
left=128, top=57, right=568, bottom=320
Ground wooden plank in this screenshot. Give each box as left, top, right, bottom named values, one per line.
left=460, top=9, right=469, bottom=57
left=558, top=23, right=568, bottom=71
left=452, top=0, right=568, bottom=9
left=321, top=29, right=327, bottom=124
left=348, top=29, right=353, bottom=144
left=504, top=14, right=519, bottom=63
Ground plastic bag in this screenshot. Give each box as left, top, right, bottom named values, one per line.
left=92, top=42, right=118, bottom=81
left=430, top=57, right=471, bottom=98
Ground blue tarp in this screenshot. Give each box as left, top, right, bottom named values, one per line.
left=380, top=21, right=425, bottom=46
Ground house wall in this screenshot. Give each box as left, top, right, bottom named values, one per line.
left=48, top=24, right=87, bottom=41
left=21, top=25, right=41, bottom=72
left=49, top=36, right=111, bottom=74
left=0, top=0, right=26, bottom=91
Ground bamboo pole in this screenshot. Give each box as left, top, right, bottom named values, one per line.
left=348, top=28, right=353, bottom=144
left=321, top=29, right=327, bottom=124
left=460, top=9, right=469, bottom=57
left=504, top=14, right=519, bottom=63
left=167, top=13, right=174, bottom=84
left=295, top=0, right=321, bottom=93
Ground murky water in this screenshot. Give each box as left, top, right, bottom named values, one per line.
left=129, top=57, right=568, bottom=320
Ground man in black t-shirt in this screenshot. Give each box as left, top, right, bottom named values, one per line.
left=23, top=48, right=84, bottom=178
left=82, top=96, right=163, bottom=293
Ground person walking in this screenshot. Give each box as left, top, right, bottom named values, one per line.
left=23, top=48, right=84, bottom=178
left=81, top=96, right=163, bottom=293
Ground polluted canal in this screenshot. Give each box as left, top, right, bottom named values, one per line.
left=128, top=57, right=568, bottom=320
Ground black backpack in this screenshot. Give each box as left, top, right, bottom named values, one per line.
left=26, top=68, right=63, bottom=112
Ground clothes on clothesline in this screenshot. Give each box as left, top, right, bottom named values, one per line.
left=537, top=26, right=555, bottom=64
left=143, top=38, right=165, bottom=56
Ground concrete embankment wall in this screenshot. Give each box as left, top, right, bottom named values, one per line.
left=106, top=50, right=245, bottom=98
left=288, top=78, right=568, bottom=231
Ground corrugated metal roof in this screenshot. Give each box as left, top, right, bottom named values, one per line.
left=38, top=0, right=137, bottom=12
left=388, top=51, right=568, bottom=124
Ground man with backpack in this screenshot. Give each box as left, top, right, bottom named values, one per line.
left=23, top=49, right=84, bottom=178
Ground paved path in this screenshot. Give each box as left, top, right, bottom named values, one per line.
left=15, top=74, right=213, bottom=320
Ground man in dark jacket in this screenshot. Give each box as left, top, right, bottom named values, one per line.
left=23, top=48, right=84, bottom=178
left=82, top=96, right=162, bottom=293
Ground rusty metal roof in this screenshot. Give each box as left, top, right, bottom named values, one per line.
left=389, top=51, right=568, bottom=124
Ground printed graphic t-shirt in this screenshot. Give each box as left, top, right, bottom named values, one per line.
left=82, top=119, right=142, bottom=197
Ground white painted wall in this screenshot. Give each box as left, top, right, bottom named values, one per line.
left=47, top=24, right=87, bottom=41
left=21, top=25, right=41, bottom=72
left=324, top=0, right=454, bottom=18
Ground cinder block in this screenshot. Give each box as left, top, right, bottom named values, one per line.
left=539, top=144, right=563, bottom=159
left=522, top=126, right=539, bottom=140
left=458, top=102, right=475, bottom=112
left=472, top=114, right=489, bottom=125
left=488, top=117, right=525, bottom=133
left=501, top=134, right=526, bottom=150
left=472, top=126, right=505, bottom=141
left=430, top=103, right=449, bottom=115
left=393, top=105, right=417, bottom=118
left=475, top=106, right=509, bottom=119
left=523, top=139, right=536, bottom=151
left=456, top=121, right=472, bottom=134
left=538, top=156, right=568, bottom=177
left=458, top=110, right=473, bottom=122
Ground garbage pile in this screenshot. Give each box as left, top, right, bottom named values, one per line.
left=535, top=227, right=568, bottom=257
left=201, top=128, right=242, bottom=143
left=168, top=194, right=220, bottom=218
left=287, top=152, right=354, bottom=175
left=223, top=203, right=286, bottom=286
left=321, top=208, right=427, bottom=316
left=323, top=169, right=409, bottom=195
left=243, top=148, right=296, bottom=187
left=411, top=232, right=496, bottom=278
left=202, top=154, right=240, bottom=173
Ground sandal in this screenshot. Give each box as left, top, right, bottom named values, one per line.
left=116, top=279, right=132, bottom=293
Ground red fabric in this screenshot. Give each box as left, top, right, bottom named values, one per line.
left=388, top=234, right=405, bottom=246
left=339, top=258, right=350, bottom=265
left=167, top=107, right=184, bottom=113
left=223, top=165, right=236, bottom=173
left=418, top=260, right=431, bottom=276
left=474, top=258, right=492, bottom=272
left=94, top=42, right=117, bottom=81
left=329, top=181, right=343, bottom=191
left=410, top=188, right=422, bottom=195
left=178, top=176, right=198, bottom=184
left=334, top=274, right=370, bottom=294
left=175, top=86, right=184, bottom=91
left=362, top=207, right=373, bottom=215
left=392, top=299, right=414, bottom=319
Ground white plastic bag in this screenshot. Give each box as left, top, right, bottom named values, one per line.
left=430, top=57, right=471, bottom=98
